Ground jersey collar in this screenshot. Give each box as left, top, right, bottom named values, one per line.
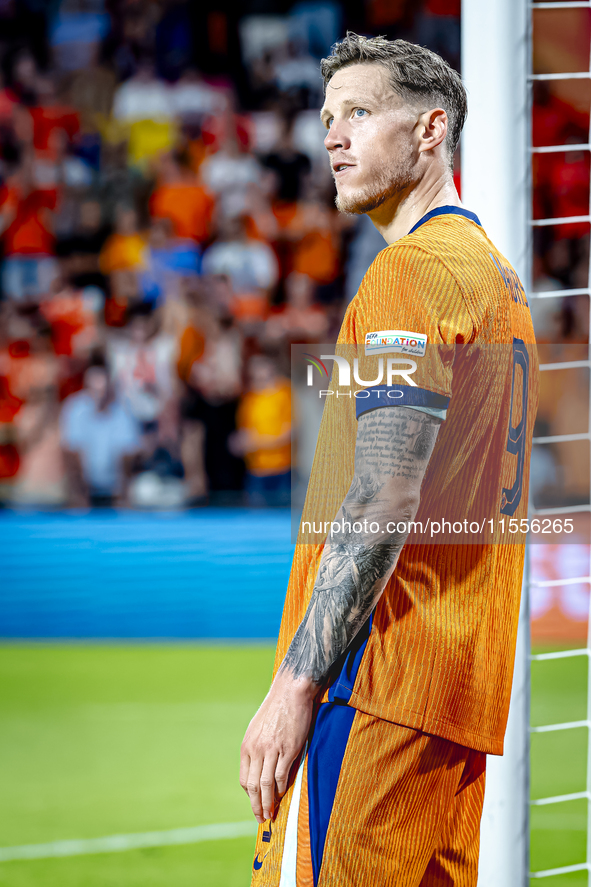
left=407, top=205, right=482, bottom=236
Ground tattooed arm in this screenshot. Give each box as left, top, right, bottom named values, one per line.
left=240, top=407, right=441, bottom=823
left=280, top=407, right=440, bottom=683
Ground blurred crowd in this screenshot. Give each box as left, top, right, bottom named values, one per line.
left=0, top=0, right=586, bottom=509
left=530, top=79, right=591, bottom=511
left=531, top=81, right=590, bottom=346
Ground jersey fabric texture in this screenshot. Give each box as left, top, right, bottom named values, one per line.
left=250, top=207, right=538, bottom=887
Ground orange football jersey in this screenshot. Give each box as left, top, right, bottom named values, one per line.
left=276, top=207, right=539, bottom=755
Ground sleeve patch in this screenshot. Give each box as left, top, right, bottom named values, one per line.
left=365, top=330, right=427, bottom=357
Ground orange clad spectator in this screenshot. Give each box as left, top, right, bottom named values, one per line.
left=264, top=272, right=329, bottom=345
left=149, top=151, right=214, bottom=244
left=177, top=324, right=206, bottom=384
left=293, top=229, right=340, bottom=284
left=40, top=285, right=103, bottom=357
left=289, top=202, right=340, bottom=284
left=242, top=183, right=279, bottom=242
left=0, top=156, right=59, bottom=302
left=273, top=200, right=299, bottom=231
left=0, top=183, right=57, bottom=256
left=99, top=206, right=146, bottom=274
left=231, top=354, right=291, bottom=504
left=185, top=137, right=208, bottom=174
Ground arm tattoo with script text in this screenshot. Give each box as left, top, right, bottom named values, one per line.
left=279, top=407, right=440, bottom=686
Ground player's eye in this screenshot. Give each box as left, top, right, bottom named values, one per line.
left=353, top=108, right=368, bottom=118
left=326, top=117, right=334, bottom=128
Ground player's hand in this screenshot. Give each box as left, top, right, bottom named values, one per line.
left=240, top=671, right=316, bottom=824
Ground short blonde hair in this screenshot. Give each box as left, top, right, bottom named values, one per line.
left=321, top=33, right=467, bottom=163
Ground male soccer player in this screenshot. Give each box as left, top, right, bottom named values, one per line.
left=240, top=34, right=538, bottom=886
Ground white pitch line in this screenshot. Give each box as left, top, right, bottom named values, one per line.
left=0, top=821, right=258, bottom=863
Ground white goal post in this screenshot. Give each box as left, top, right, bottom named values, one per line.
left=461, top=0, right=531, bottom=883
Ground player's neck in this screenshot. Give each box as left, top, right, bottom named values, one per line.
left=368, top=174, right=461, bottom=246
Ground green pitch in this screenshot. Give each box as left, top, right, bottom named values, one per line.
left=0, top=644, right=275, bottom=887
left=0, top=643, right=587, bottom=887
left=530, top=648, right=588, bottom=885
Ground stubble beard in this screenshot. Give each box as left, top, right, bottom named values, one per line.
left=334, top=160, right=415, bottom=215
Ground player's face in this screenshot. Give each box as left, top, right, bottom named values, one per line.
left=321, top=64, right=419, bottom=215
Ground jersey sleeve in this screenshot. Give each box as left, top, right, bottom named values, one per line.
left=341, top=244, right=476, bottom=422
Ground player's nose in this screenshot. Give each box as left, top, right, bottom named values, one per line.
left=324, top=122, right=350, bottom=151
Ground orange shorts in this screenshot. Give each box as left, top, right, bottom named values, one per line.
left=251, top=702, right=486, bottom=887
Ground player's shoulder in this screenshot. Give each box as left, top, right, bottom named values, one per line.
left=409, top=209, right=524, bottom=301
left=374, top=209, right=495, bottom=280
left=357, top=212, right=477, bottom=316
left=345, top=209, right=518, bottom=347
left=360, top=208, right=525, bottom=326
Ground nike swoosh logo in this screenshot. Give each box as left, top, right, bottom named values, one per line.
left=253, top=852, right=269, bottom=871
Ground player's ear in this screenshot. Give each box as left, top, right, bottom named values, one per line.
left=417, top=108, right=448, bottom=155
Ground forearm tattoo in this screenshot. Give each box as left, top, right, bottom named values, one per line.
left=280, top=407, right=440, bottom=685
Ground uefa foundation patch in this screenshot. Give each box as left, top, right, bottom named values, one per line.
left=365, top=329, right=428, bottom=357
